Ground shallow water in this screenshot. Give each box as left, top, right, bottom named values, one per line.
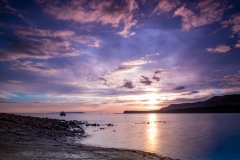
left=24, top=113, right=240, bottom=160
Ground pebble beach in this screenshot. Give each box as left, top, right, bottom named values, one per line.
left=0, top=113, right=179, bottom=160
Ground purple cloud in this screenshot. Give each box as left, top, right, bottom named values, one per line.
left=139, top=76, right=152, bottom=86
left=120, top=79, right=134, bottom=89
left=172, top=86, right=186, bottom=90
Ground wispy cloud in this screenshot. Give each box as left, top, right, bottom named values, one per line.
left=3, top=4, right=24, bottom=19
left=11, top=60, right=57, bottom=73
left=0, top=37, right=80, bottom=61
left=221, top=14, right=240, bottom=35
left=172, top=86, right=185, bottom=90
left=220, top=72, right=240, bottom=87
left=122, top=59, right=148, bottom=65
left=206, top=44, right=231, bottom=53
left=16, top=27, right=75, bottom=38
left=103, top=66, right=134, bottom=76
left=15, top=27, right=100, bottom=48
left=181, top=90, right=199, bottom=95
left=7, top=80, right=22, bottom=83
left=40, top=0, right=138, bottom=38
left=152, top=0, right=179, bottom=15
left=73, top=36, right=101, bottom=48
left=174, top=0, right=225, bottom=30
left=221, top=14, right=240, bottom=47
left=0, top=27, right=103, bottom=61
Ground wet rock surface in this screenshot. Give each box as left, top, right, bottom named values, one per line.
left=0, top=113, right=179, bottom=160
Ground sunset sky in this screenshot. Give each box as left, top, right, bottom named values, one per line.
left=0, top=0, right=240, bottom=113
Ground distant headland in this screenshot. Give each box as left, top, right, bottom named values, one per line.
left=124, top=94, right=240, bottom=114
left=65, top=112, right=85, bottom=114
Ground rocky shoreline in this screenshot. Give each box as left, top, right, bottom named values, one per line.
left=0, top=113, right=180, bottom=160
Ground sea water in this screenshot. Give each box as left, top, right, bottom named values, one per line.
left=24, top=113, right=240, bottom=160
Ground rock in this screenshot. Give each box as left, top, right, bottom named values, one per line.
left=0, top=129, right=5, bottom=133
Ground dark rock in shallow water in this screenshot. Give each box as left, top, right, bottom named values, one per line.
left=60, top=111, right=66, bottom=116
left=0, top=113, right=86, bottom=138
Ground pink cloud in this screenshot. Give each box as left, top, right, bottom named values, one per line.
left=73, top=36, right=101, bottom=48
left=122, top=59, right=148, bottom=65
left=236, top=40, right=240, bottom=48
left=174, top=0, right=225, bottom=30
left=220, top=14, right=240, bottom=47
left=220, top=72, right=240, bottom=87
left=206, top=44, right=231, bottom=53
left=152, top=0, right=179, bottom=15
left=41, top=0, right=138, bottom=38
left=221, top=14, right=240, bottom=33
left=230, top=14, right=240, bottom=34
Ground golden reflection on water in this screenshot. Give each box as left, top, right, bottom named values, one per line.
left=147, top=114, right=157, bottom=150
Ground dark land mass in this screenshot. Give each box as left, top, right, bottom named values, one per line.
left=65, top=112, right=85, bottom=113
left=124, top=94, right=240, bottom=114
left=0, top=113, right=178, bottom=160
left=48, top=112, right=85, bottom=114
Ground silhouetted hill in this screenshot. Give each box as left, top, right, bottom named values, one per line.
left=162, top=94, right=240, bottom=110
left=124, top=94, right=240, bottom=114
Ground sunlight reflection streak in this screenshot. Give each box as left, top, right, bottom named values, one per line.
left=148, top=114, right=157, bottom=150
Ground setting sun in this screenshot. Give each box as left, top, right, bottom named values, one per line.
left=147, top=94, right=159, bottom=105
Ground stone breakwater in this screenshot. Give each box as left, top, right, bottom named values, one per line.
left=0, top=113, right=86, bottom=138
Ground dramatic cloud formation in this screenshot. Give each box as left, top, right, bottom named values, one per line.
left=206, top=45, right=231, bottom=53
left=0, top=0, right=240, bottom=113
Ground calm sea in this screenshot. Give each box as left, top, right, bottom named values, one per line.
left=23, top=113, right=240, bottom=160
